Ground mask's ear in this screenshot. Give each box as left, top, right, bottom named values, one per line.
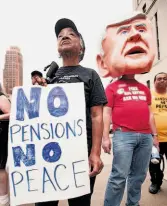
left=96, top=54, right=110, bottom=77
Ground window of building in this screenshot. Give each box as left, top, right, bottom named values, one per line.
left=142, top=3, right=146, bottom=13
left=155, top=12, right=160, bottom=60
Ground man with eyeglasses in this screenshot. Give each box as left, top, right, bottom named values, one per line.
left=149, top=72, right=167, bottom=194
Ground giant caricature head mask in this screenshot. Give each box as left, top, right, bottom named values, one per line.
left=97, top=11, right=156, bottom=78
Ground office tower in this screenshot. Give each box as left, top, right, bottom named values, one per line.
left=3, top=46, right=23, bottom=94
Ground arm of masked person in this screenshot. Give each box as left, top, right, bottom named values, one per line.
left=0, top=95, right=11, bottom=120
left=89, top=70, right=108, bottom=177
left=102, top=84, right=114, bottom=154
left=102, top=106, right=112, bottom=154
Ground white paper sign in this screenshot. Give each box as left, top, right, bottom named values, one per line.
left=8, top=83, right=90, bottom=206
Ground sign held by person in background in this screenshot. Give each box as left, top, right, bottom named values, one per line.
left=8, top=83, right=90, bottom=206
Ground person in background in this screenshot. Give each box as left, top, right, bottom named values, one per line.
left=149, top=72, right=167, bottom=194
left=31, top=70, right=47, bottom=86
left=0, top=84, right=11, bottom=206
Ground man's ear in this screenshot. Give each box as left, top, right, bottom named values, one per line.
left=96, top=54, right=110, bottom=77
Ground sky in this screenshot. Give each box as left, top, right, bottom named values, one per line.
left=0, top=0, right=133, bottom=88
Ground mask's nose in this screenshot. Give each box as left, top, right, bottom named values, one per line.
left=128, top=28, right=142, bottom=42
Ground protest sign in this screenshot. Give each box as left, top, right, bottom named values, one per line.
left=8, top=83, right=90, bottom=206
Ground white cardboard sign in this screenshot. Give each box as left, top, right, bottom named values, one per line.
left=8, top=83, right=90, bottom=206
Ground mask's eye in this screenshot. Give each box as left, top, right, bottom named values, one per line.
left=139, top=29, right=145, bottom=33
left=121, top=30, right=128, bottom=35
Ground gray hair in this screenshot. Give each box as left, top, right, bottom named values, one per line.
left=79, top=34, right=85, bottom=62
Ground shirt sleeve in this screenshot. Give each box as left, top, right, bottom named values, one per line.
left=89, top=70, right=108, bottom=107
left=105, top=85, right=114, bottom=108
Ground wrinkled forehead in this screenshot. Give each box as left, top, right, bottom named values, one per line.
left=58, top=27, right=78, bottom=35
left=107, top=18, right=151, bottom=35
left=107, top=15, right=147, bottom=28
left=156, top=73, right=167, bottom=79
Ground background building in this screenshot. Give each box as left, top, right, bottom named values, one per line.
left=133, top=0, right=167, bottom=88
left=3, top=46, right=23, bottom=94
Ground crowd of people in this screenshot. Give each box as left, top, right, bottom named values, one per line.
left=0, top=11, right=166, bottom=206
